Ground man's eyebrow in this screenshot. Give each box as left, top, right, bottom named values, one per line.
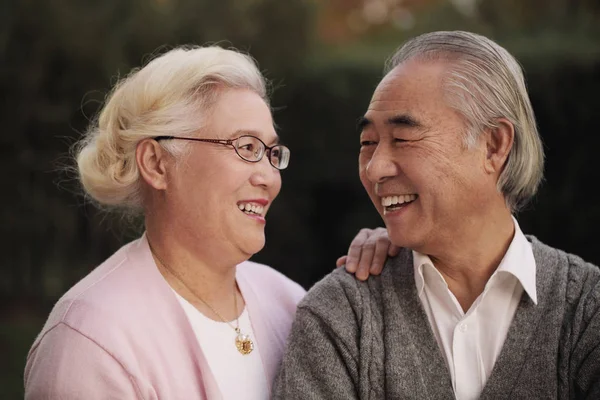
left=357, top=115, right=421, bottom=130
left=357, top=117, right=371, bottom=130
left=387, top=114, right=421, bottom=128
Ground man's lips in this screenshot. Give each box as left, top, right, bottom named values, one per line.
left=380, top=194, right=418, bottom=207
left=378, top=194, right=418, bottom=215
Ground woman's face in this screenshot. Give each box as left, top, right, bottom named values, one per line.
left=166, top=88, right=282, bottom=261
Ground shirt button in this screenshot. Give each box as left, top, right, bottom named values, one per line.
left=459, top=323, right=468, bottom=333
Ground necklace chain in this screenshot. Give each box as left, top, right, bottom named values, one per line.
left=149, top=243, right=240, bottom=332
left=147, top=241, right=255, bottom=354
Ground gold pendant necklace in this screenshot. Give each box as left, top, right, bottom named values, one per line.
left=235, top=328, right=254, bottom=355
left=232, top=282, right=254, bottom=355
left=149, top=243, right=254, bottom=355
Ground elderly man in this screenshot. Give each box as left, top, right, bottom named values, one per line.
left=272, top=31, right=600, bottom=399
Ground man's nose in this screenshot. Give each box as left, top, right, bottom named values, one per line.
left=366, top=144, right=398, bottom=183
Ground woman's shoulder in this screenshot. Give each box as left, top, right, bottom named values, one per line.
left=33, top=237, right=158, bottom=345
left=61, top=241, right=136, bottom=299
left=237, top=260, right=306, bottom=302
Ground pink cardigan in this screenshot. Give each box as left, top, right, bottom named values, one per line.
left=24, top=235, right=306, bottom=399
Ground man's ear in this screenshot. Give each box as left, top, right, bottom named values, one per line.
left=136, top=139, right=169, bottom=190
left=484, top=118, right=514, bottom=175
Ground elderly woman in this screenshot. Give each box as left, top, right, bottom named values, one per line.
left=24, top=46, right=395, bottom=399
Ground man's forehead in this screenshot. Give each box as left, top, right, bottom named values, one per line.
left=377, top=60, right=446, bottom=90
left=368, top=61, right=446, bottom=111
left=367, top=83, right=415, bottom=113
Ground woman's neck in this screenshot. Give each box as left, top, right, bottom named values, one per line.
left=145, top=227, right=244, bottom=322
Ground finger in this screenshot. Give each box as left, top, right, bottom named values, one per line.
left=369, top=235, right=390, bottom=276
left=388, top=244, right=401, bottom=257
left=356, top=238, right=376, bottom=281
left=345, top=229, right=371, bottom=273
left=336, top=256, right=347, bottom=268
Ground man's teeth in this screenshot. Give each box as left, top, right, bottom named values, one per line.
left=238, top=203, right=264, bottom=215
left=381, top=194, right=417, bottom=207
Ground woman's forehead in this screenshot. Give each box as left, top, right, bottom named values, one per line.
left=208, top=90, right=275, bottom=135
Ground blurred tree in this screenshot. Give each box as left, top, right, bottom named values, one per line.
left=0, top=0, right=312, bottom=308
left=477, top=0, right=600, bottom=33
left=274, top=0, right=600, bottom=286
left=4, top=1, right=600, bottom=398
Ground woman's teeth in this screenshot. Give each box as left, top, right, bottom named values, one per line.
left=238, top=203, right=264, bottom=216
left=381, top=194, right=417, bottom=207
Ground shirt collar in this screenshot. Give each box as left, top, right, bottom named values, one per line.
left=495, top=217, right=537, bottom=304
left=413, top=251, right=433, bottom=298
left=412, top=216, right=537, bottom=304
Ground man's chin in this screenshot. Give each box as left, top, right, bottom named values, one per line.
left=387, top=231, right=419, bottom=251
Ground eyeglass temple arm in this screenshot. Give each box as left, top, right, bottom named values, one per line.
left=153, top=136, right=233, bottom=145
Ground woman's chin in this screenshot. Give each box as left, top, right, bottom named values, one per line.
left=240, top=237, right=266, bottom=258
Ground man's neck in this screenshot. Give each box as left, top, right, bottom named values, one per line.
left=426, top=212, right=515, bottom=312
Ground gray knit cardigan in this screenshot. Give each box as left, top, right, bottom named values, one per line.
left=272, top=237, right=600, bottom=399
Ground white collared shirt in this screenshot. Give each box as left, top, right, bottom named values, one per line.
left=413, top=218, right=537, bottom=400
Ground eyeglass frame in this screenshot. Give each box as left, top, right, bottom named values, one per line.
left=153, top=134, right=290, bottom=170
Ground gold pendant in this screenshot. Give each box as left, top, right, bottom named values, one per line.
left=235, top=332, right=254, bottom=355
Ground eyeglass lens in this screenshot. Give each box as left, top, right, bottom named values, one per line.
left=234, top=136, right=290, bottom=169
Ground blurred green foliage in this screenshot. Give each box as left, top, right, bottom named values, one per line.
left=2, top=0, right=600, bottom=397
left=0, top=0, right=312, bottom=302
left=0, top=319, right=41, bottom=399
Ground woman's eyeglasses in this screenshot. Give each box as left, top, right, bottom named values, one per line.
left=154, top=135, right=290, bottom=170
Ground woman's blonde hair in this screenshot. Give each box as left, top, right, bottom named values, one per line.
left=75, top=45, right=268, bottom=212
left=385, top=31, right=544, bottom=212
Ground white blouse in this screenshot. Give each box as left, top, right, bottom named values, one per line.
left=174, top=291, right=269, bottom=400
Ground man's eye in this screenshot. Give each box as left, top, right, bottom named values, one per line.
left=360, top=141, right=377, bottom=146
left=394, top=138, right=408, bottom=143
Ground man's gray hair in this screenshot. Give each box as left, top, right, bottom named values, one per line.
left=385, top=31, right=544, bottom=212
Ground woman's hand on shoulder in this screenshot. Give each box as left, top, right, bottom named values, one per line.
left=336, top=227, right=400, bottom=281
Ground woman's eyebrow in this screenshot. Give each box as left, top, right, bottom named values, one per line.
left=231, top=129, right=280, bottom=145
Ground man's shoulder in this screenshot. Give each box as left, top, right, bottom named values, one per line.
left=530, top=235, right=599, bottom=277
left=299, top=249, right=414, bottom=317
left=300, top=267, right=365, bottom=307
left=560, top=248, right=600, bottom=312
left=530, top=236, right=600, bottom=307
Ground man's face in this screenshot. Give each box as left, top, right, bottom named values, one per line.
left=359, top=59, right=494, bottom=255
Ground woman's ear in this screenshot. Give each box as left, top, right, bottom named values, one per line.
left=484, top=118, right=514, bottom=175
left=136, top=139, right=169, bottom=190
